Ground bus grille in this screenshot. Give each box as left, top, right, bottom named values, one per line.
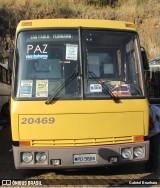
left=31, top=136, right=133, bottom=146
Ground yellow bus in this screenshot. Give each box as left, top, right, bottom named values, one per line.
left=10, top=19, right=149, bottom=169
left=0, top=62, right=11, bottom=111
left=0, top=62, right=11, bottom=126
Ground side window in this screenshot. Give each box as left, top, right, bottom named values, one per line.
left=125, top=40, right=136, bottom=83
left=0, top=66, right=2, bottom=82
left=7, top=70, right=11, bottom=84
left=2, top=67, right=7, bottom=83
left=146, top=67, right=160, bottom=99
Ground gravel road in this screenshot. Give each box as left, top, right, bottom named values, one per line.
left=0, top=126, right=160, bottom=187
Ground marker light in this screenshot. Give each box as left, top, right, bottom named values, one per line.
left=51, top=159, right=61, bottom=166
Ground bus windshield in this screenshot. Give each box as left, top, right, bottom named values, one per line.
left=15, top=30, right=80, bottom=99
left=14, top=29, right=144, bottom=100
left=83, top=30, right=143, bottom=98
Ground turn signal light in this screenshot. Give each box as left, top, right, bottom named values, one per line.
left=19, top=141, right=30, bottom=146
left=133, top=135, right=144, bottom=141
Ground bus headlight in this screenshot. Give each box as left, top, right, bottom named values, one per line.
left=133, top=147, right=144, bottom=157
left=22, top=152, right=33, bottom=163
left=35, top=152, right=47, bottom=163
left=121, top=148, right=132, bottom=159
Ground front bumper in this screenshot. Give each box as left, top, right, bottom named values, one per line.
left=13, top=141, right=149, bottom=169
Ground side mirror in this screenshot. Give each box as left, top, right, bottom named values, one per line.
left=8, top=49, right=14, bottom=73
left=141, top=47, right=149, bottom=70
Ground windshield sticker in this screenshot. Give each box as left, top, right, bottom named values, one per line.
left=66, top=44, right=78, bottom=61
left=27, top=44, right=48, bottom=54
left=36, top=80, right=48, bottom=97
left=53, top=34, right=72, bottom=39
left=29, top=34, right=73, bottom=40
left=112, top=84, right=131, bottom=96
left=26, top=44, right=48, bottom=60
left=90, top=84, right=102, bottom=93
left=20, top=80, right=33, bottom=97
left=30, top=34, right=50, bottom=40
left=26, top=54, right=48, bottom=60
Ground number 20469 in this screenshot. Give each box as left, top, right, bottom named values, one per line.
left=20, top=117, right=55, bottom=124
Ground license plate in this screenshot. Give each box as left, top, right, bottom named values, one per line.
left=73, top=154, right=97, bottom=163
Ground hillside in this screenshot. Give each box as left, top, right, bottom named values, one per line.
left=0, top=0, right=160, bottom=62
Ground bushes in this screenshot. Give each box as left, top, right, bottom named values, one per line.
left=86, top=0, right=118, bottom=7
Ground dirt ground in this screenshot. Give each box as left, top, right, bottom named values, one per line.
left=0, top=126, right=160, bottom=187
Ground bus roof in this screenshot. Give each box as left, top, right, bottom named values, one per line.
left=16, top=19, right=136, bottom=33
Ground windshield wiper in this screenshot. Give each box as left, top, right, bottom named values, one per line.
left=45, top=71, right=79, bottom=104
left=88, top=71, right=120, bottom=103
